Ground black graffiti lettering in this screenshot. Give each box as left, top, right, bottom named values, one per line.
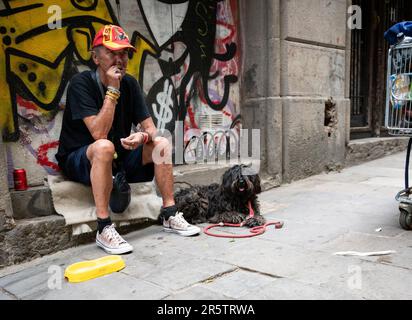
left=195, top=1, right=209, bottom=37
left=196, top=38, right=207, bottom=59
left=202, top=74, right=238, bottom=110
left=214, top=42, right=237, bottom=61
left=70, top=0, right=98, bottom=11
left=167, top=0, right=239, bottom=122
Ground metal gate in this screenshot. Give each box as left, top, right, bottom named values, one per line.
left=385, top=38, right=412, bottom=135
left=350, top=0, right=411, bottom=138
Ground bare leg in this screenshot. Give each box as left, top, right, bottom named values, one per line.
left=86, top=139, right=115, bottom=219
left=142, top=137, right=175, bottom=207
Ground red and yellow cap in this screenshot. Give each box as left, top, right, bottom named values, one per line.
left=92, top=25, right=136, bottom=52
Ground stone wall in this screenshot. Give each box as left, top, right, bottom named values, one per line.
left=240, top=0, right=351, bottom=183
left=0, top=134, right=14, bottom=233
left=279, top=0, right=350, bottom=182
left=346, top=137, right=409, bottom=167
left=240, top=0, right=282, bottom=185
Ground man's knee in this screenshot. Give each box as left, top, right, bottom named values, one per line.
left=88, top=139, right=115, bottom=162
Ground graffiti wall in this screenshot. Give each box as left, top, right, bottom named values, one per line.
left=0, top=0, right=241, bottom=186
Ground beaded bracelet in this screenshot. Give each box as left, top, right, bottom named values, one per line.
left=106, top=91, right=119, bottom=101
left=106, top=90, right=120, bottom=100
left=107, top=90, right=120, bottom=98
left=107, top=86, right=121, bottom=98
left=105, top=94, right=117, bottom=104
left=107, top=86, right=121, bottom=95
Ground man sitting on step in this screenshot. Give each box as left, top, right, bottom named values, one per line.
left=55, top=25, right=200, bottom=255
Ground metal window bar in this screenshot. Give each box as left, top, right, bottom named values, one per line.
left=350, top=0, right=368, bottom=128
left=350, top=26, right=365, bottom=121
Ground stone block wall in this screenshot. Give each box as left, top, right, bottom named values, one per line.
left=280, top=0, right=350, bottom=182
left=240, top=0, right=282, bottom=185
left=0, top=135, right=14, bottom=233
left=241, top=0, right=351, bottom=183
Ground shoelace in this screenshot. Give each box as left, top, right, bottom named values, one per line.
left=171, top=212, right=190, bottom=228
left=105, top=225, right=126, bottom=244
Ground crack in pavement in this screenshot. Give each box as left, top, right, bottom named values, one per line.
left=0, top=286, right=19, bottom=300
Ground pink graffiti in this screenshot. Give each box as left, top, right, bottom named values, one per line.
left=186, top=105, right=198, bottom=130
left=16, top=95, right=38, bottom=111
left=37, top=141, right=60, bottom=171
left=215, top=21, right=235, bottom=46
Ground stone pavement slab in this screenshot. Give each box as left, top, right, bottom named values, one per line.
left=192, top=269, right=278, bottom=299
left=41, top=272, right=170, bottom=300
left=0, top=288, right=16, bottom=300
left=239, top=278, right=361, bottom=300
left=165, top=285, right=233, bottom=300
left=318, top=231, right=412, bottom=270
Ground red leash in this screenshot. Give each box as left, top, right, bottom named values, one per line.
left=203, top=201, right=284, bottom=238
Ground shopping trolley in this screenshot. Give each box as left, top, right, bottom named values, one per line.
left=384, top=26, right=412, bottom=230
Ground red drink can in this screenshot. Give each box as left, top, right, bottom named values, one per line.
left=13, top=168, right=28, bottom=191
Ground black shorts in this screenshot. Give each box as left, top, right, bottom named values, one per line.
left=62, top=145, right=155, bottom=186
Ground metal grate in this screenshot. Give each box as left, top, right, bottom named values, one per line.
left=198, top=113, right=224, bottom=130
left=349, top=0, right=369, bottom=128
left=385, top=40, right=412, bottom=135
left=350, top=17, right=367, bottom=127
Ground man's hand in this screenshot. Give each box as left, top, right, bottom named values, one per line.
left=120, top=132, right=145, bottom=150
left=106, top=66, right=122, bottom=89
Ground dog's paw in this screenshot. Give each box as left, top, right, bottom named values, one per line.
left=231, top=215, right=245, bottom=224
left=209, top=212, right=247, bottom=225
left=208, top=215, right=221, bottom=224
left=244, top=216, right=265, bottom=227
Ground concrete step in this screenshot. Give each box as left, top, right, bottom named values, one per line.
left=0, top=215, right=153, bottom=268
left=10, top=186, right=55, bottom=220
left=10, top=162, right=274, bottom=221
left=0, top=215, right=70, bottom=267
left=346, top=137, right=409, bottom=167
left=7, top=165, right=225, bottom=221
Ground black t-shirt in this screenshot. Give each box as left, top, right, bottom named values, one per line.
left=55, top=70, right=151, bottom=168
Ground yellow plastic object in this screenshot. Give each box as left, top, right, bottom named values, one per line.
left=64, top=255, right=125, bottom=283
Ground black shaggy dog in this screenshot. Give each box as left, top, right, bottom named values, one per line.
left=174, top=164, right=265, bottom=227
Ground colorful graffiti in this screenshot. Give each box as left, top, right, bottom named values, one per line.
left=138, top=0, right=240, bottom=135
left=1, top=0, right=240, bottom=180
left=135, top=0, right=241, bottom=163
left=0, top=0, right=117, bottom=141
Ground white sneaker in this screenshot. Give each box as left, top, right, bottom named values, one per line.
left=96, top=224, right=133, bottom=254
left=163, top=212, right=201, bottom=236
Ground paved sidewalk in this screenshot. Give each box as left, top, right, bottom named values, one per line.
left=1, top=152, right=412, bottom=300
